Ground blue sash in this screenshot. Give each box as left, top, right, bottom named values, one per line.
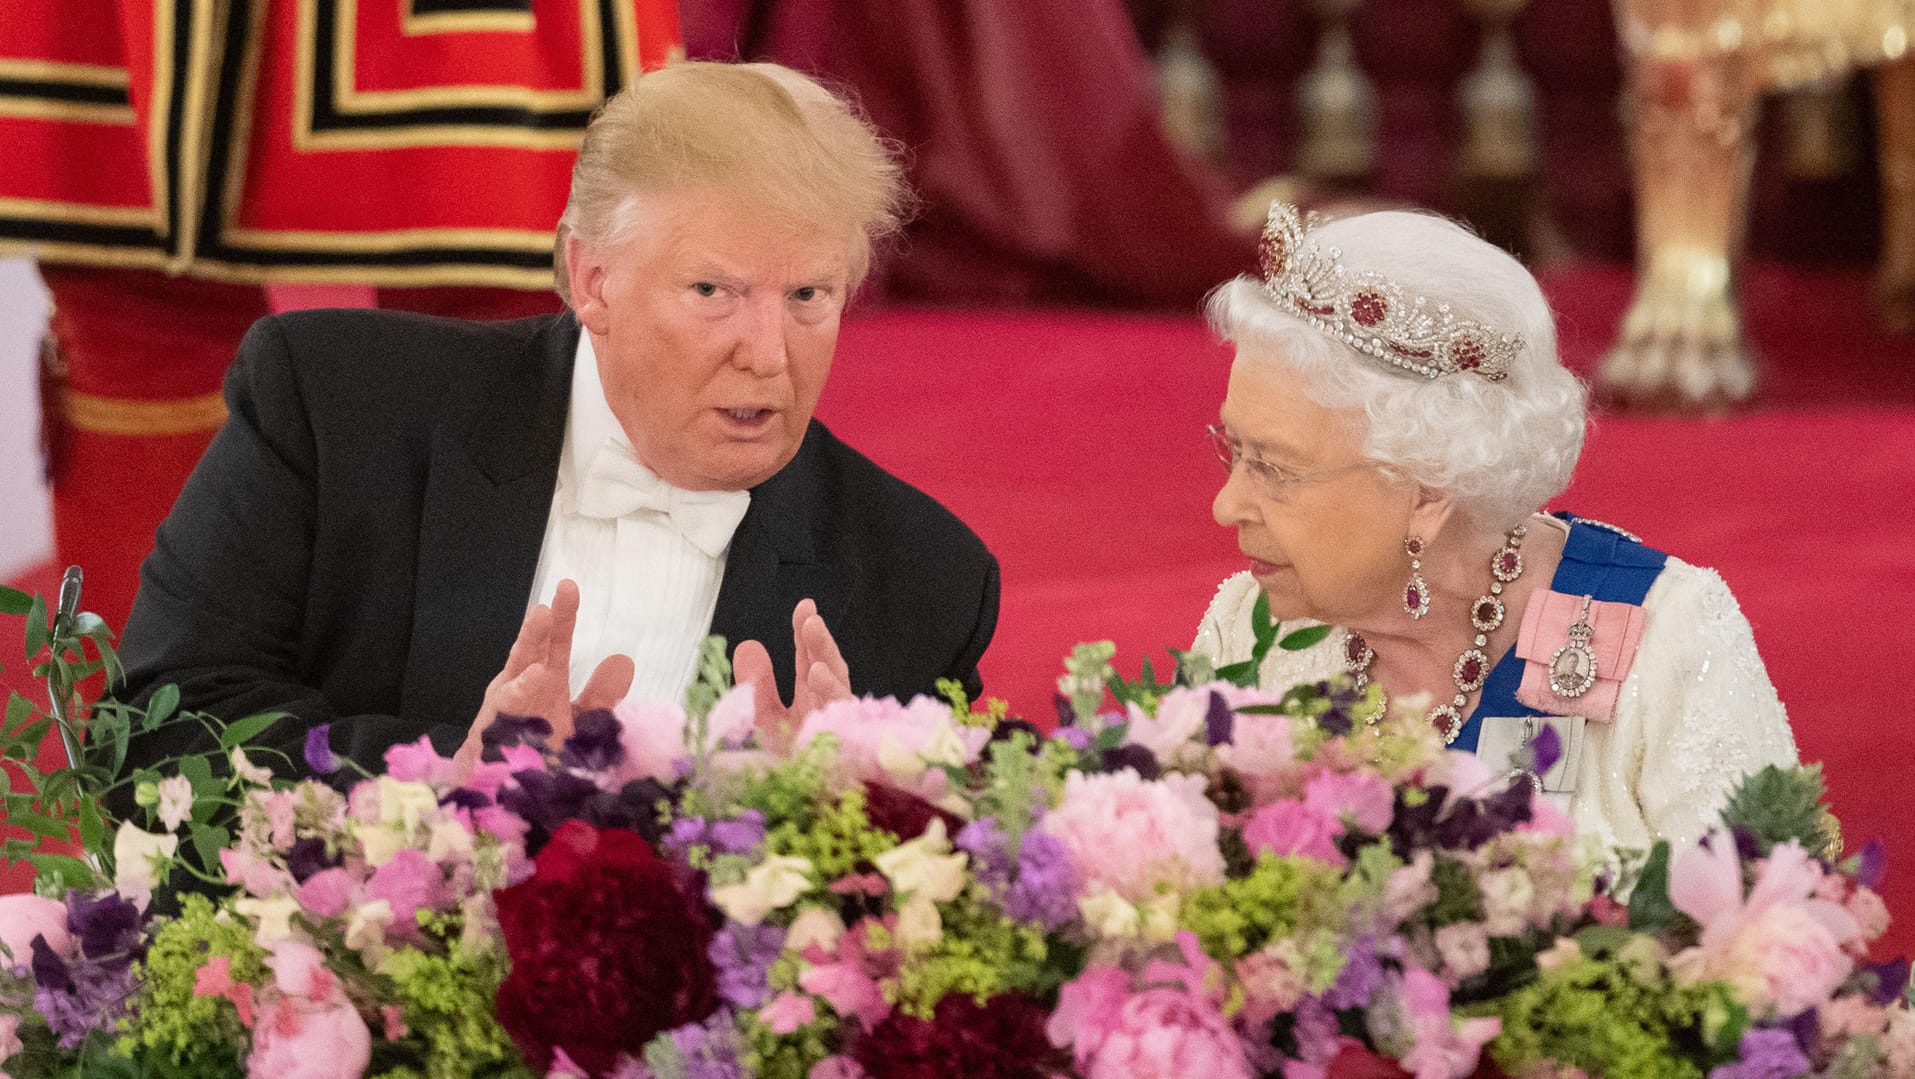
left=1449, top=515, right=1670, bottom=753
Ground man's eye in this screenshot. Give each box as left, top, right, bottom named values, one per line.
left=791, top=286, right=821, bottom=302
left=692, top=282, right=719, bottom=297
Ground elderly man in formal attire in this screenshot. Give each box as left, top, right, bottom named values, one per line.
left=115, top=62, right=1000, bottom=774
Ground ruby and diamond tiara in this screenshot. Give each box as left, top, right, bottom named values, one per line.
left=1258, top=201, right=1524, bottom=382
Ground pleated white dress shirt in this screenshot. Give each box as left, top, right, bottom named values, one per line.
left=525, top=334, right=751, bottom=705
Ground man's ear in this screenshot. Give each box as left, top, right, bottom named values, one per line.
left=564, top=234, right=612, bottom=335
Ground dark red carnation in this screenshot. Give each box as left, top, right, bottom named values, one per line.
left=1324, top=1040, right=1508, bottom=1078
left=861, top=782, right=966, bottom=841
left=494, top=820, right=717, bottom=1074
left=850, top=992, right=1064, bottom=1079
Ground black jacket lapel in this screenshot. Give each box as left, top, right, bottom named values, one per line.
left=401, top=315, right=578, bottom=731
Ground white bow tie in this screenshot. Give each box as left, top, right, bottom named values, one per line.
left=573, top=439, right=750, bottom=558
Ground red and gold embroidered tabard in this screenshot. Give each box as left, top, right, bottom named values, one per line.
left=0, top=0, right=681, bottom=287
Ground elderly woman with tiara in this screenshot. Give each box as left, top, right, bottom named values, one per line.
left=1191, top=203, right=1799, bottom=854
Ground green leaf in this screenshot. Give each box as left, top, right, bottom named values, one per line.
left=1627, top=841, right=1678, bottom=933
left=24, top=593, right=48, bottom=659
left=78, top=798, right=106, bottom=853
left=7, top=809, right=75, bottom=841
left=144, top=684, right=180, bottom=730
left=1720, top=764, right=1836, bottom=860
left=189, top=822, right=231, bottom=869
left=0, top=585, right=31, bottom=616
left=1278, top=624, right=1333, bottom=651
left=3, top=691, right=31, bottom=735
left=217, top=710, right=285, bottom=750
left=0, top=837, right=35, bottom=863
left=1213, top=658, right=1257, bottom=686
left=26, top=852, right=97, bottom=892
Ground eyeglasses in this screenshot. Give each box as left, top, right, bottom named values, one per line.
left=1205, top=424, right=1370, bottom=500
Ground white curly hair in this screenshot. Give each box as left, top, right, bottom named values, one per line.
left=1207, top=209, right=1587, bottom=530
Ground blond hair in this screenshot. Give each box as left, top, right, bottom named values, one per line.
left=554, top=61, right=911, bottom=303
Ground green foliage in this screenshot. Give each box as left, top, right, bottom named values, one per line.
left=377, top=942, right=531, bottom=1078
left=119, top=893, right=266, bottom=1078
left=891, top=898, right=1060, bottom=1017
left=762, top=785, right=899, bottom=881
left=1721, top=764, right=1840, bottom=860
left=1629, top=842, right=1680, bottom=934
left=1182, top=853, right=1345, bottom=961
left=684, top=634, right=734, bottom=725
left=1476, top=945, right=1745, bottom=1079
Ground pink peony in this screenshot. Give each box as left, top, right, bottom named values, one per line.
left=1040, top=770, right=1225, bottom=903
left=1393, top=969, right=1499, bottom=1079
left=1123, top=686, right=1214, bottom=764
left=247, top=997, right=373, bottom=1079
left=1086, top=989, right=1253, bottom=1079
left=1047, top=965, right=1135, bottom=1064
left=1216, top=712, right=1299, bottom=806
left=1303, top=770, right=1395, bottom=835
left=0, top=893, right=72, bottom=966
left=794, top=695, right=989, bottom=793
left=1669, top=834, right=1861, bottom=1015
left=1242, top=800, right=1346, bottom=866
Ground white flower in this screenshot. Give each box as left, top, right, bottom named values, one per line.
left=710, top=855, right=814, bottom=926
left=784, top=907, right=847, bottom=954
left=235, top=894, right=302, bottom=946
left=375, top=778, right=441, bottom=832
left=894, top=894, right=943, bottom=950
left=1478, top=867, right=1537, bottom=937
left=427, top=818, right=474, bottom=863
left=356, top=823, right=408, bottom=869
left=345, top=899, right=394, bottom=956
left=230, top=747, right=273, bottom=785
left=112, top=821, right=179, bottom=905
left=155, top=775, right=195, bottom=833
left=1078, top=888, right=1141, bottom=938
left=872, top=820, right=967, bottom=903
left=1139, top=892, right=1182, bottom=944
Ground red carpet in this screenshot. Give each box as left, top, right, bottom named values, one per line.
left=8, top=260, right=1915, bottom=955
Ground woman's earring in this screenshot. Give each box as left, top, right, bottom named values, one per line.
left=1403, top=536, right=1431, bottom=619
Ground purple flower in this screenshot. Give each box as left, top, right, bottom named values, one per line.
left=483, top=713, right=554, bottom=757
left=285, top=836, right=341, bottom=883
left=304, top=723, right=341, bottom=775
left=1855, top=840, right=1887, bottom=889
left=1708, top=1027, right=1812, bottom=1079
left=1322, top=937, right=1384, bottom=1010
left=1527, top=722, right=1562, bottom=776
left=1004, top=829, right=1078, bottom=930
left=1053, top=727, right=1094, bottom=753
left=33, top=961, right=137, bottom=1048
left=1099, top=743, right=1159, bottom=780
left=667, top=1011, right=747, bottom=1079
left=1203, top=691, right=1234, bottom=746
left=709, top=924, right=785, bottom=1009
left=561, top=709, right=627, bottom=772
left=66, top=891, right=142, bottom=969
left=665, top=812, right=766, bottom=859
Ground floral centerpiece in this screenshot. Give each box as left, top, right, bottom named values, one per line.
left=0, top=585, right=1909, bottom=1078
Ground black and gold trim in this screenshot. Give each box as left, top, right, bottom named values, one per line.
left=403, top=0, right=537, bottom=36
left=0, top=58, right=136, bottom=124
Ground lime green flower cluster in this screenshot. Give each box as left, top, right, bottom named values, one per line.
left=1182, top=853, right=1347, bottom=963
left=891, top=899, right=1060, bottom=1018
left=763, top=786, right=899, bottom=880
left=371, top=926, right=531, bottom=1079
left=117, top=893, right=265, bottom=1078
left=1478, top=932, right=1745, bottom=1079
left=741, top=1008, right=835, bottom=1079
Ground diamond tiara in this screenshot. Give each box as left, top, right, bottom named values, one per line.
left=1257, top=201, right=1524, bottom=382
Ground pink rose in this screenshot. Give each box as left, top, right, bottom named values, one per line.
left=247, top=997, right=373, bottom=1079
left=0, top=894, right=71, bottom=966
left=1242, top=800, right=1345, bottom=866
left=1041, top=771, right=1226, bottom=902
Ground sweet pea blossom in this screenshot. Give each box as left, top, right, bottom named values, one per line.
left=155, top=775, right=195, bottom=832
left=112, top=821, right=180, bottom=905
left=1669, top=833, right=1862, bottom=1015
left=871, top=820, right=967, bottom=904
left=793, top=695, right=989, bottom=795
left=1121, top=685, right=1214, bottom=765
left=1388, top=969, right=1500, bottom=1079
left=710, top=855, right=814, bottom=926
